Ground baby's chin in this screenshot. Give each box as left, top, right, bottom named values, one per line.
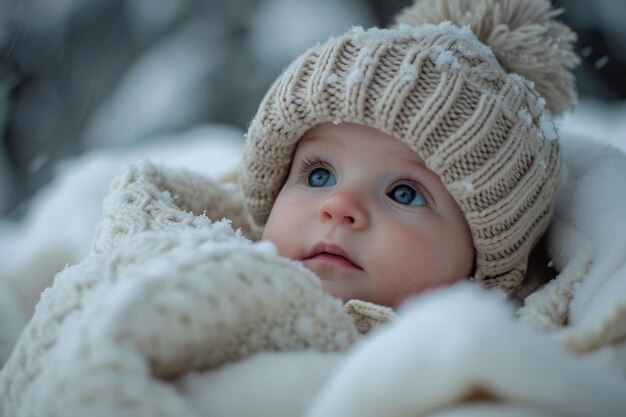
left=301, top=261, right=380, bottom=304
left=319, top=276, right=381, bottom=306
left=319, top=274, right=408, bottom=309
left=320, top=279, right=351, bottom=304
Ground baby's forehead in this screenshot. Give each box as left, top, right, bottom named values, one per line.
left=297, top=123, right=426, bottom=166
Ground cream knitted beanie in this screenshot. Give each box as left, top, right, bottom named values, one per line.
left=240, top=0, right=579, bottom=293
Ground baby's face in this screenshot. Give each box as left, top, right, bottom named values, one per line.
left=262, top=123, right=474, bottom=308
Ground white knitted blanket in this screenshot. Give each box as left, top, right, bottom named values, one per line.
left=2, top=135, right=626, bottom=416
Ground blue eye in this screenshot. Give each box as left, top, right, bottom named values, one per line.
left=308, top=168, right=337, bottom=187
left=389, top=184, right=427, bottom=206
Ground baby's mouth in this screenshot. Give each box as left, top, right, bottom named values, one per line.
left=303, top=243, right=363, bottom=270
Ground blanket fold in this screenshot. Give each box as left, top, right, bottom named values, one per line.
left=518, top=135, right=626, bottom=360
left=0, top=160, right=358, bottom=416
left=2, top=134, right=626, bottom=416
left=307, top=285, right=626, bottom=417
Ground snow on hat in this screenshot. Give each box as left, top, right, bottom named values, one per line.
left=239, top=0, right=579, bottom=293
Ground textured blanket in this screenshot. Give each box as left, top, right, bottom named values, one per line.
left=2, top=134, right=626, bottom=416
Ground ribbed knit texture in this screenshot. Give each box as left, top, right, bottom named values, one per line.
left=240, top=0, right=578, bottom=293
left=344, top=300, right=396, bottom=334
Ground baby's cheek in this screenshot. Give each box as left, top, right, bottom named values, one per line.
left=264, top=232, right=293, bottom=260
left=377, top=236, right=434, bottom=288
left=261, top=221, right=289, bottom=256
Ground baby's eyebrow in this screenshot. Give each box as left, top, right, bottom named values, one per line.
left=397, top=155, right=428, bottom=170
left=402, top=158, right=441, bottom=184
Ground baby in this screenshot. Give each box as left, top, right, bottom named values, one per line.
left=262, top=122, right=475, bottom=308
left=239, top=0, right=578, bottom=308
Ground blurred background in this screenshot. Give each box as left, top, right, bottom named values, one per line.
left=0, top=0, right=625, bottom=218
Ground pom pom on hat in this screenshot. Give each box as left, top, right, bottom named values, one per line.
left=393, top=0, right=580, bottom=116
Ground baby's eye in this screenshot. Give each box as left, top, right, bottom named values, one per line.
left=388, top=184, right=427, bottom=206
left=308, top=167, right=337, bottom=187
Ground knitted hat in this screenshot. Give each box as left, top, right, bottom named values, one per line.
left=239, top=0, right=579, bottom=293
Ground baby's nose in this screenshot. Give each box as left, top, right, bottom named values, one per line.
left=318, top=190, right=369, bottom=229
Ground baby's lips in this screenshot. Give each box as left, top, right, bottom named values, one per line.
left=304, top=242, right=363, bottom=270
